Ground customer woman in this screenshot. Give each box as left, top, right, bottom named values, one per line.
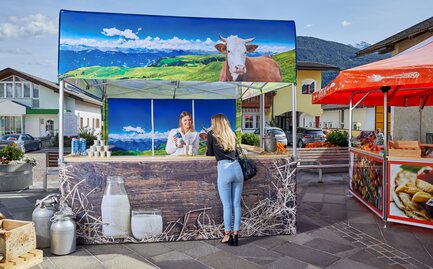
left=206, top=113, right=243, bottom=246
left=166, top=111, right=199, bottom=155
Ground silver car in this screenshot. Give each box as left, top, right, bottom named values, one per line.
left=296, top=128, right=326, bottom=148
left=255, top=127, right=288, bottom=146
left=0, top=134, right=42, bottom=152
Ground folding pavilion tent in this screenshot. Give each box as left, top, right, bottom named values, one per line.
left=57, top=10, right=298, bottom=160
left=312, top=36, right=433, bottom=228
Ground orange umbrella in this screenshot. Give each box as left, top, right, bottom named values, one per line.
left=312, top=37, right=433, bottom=106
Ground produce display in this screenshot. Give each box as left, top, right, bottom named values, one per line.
left=351, top=153, right=383, bottom=212
left=358, top=143, right=381, bottom=152
left=390, top=165, right=433, bottom=221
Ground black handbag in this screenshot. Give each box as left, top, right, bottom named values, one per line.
left=236, top=143, right=257, bottom=181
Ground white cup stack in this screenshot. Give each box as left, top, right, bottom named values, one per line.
left=87, top=135, right=112, bottom=158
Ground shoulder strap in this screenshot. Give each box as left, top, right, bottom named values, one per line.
left=235, top=140, right=248, bottom=160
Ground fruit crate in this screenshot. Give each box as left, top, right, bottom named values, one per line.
left=388, top=140, right=421, bottom=158
left=0, top=218, right=36, bottom=261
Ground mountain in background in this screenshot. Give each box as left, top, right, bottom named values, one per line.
left=351, top=41, right=372, bottom=50
left=297, top=36, right=390, bottom=86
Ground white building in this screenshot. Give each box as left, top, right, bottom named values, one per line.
left=0, top=68, right=101, bottom=137
left=318, top=105, right=376, bottom=131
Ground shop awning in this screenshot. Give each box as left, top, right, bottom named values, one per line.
left=312, top=36, right=433, bottom=106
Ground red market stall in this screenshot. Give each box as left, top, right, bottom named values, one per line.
left=313, top=37, right=433, bottom=229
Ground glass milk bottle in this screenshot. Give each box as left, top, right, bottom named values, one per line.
left=101, top=176, right=131, bottom=238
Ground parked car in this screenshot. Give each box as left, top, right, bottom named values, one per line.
left=295, top=127, right=326, bottom=148
left=254, top=127, right=288, bottom=146
left=0, top=134, right=42, bottom=152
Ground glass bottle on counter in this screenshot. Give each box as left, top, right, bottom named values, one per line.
left=101, top=176, right=131, bottom=238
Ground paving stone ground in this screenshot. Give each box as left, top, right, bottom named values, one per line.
left=1, top=165, right=432, bottom=269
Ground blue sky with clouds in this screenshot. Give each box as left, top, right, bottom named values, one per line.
left=0, top=0, right=432, bottom=81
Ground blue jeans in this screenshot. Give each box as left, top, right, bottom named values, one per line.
left=217, top=159, right=244, bottom=232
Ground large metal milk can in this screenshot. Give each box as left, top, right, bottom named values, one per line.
left=264, top=133, right=277, bottom=152
left=32, top=194, right=59, bottom=248
left=50, top=205, right=76, bottom=255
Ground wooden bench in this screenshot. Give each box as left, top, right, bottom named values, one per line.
left=296, top=147, right=349, bottom=183
left=44, top=151, right=61, bottom=191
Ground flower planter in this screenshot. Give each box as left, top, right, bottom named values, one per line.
left=0, top=163, right=33, bottom=191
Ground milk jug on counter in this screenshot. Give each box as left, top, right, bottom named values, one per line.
left=101, top=176, right=131, bottom=238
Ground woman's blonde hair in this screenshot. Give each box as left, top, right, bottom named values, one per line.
left=178, top=111, right=195, bottom=133
left=211, top=113, right=236, bottom=151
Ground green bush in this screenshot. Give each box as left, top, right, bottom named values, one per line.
left=241, top=133, right=260, bottom=146
left=53, top=129, right=97, bottom=148
left=78, top=129, right=97, bottom=148
left=0, top=144, right=24, bottom=164
left=326, top=130, right=349, bottom=147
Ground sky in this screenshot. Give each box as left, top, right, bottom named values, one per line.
left=0, top=0, right=432, bottom=82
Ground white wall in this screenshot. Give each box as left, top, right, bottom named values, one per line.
left=320, top=110, right=339, bottom=129
left=393, top=106, right=433, bottom=143
left=75, top=100, right=102, bottom=133
left=25, top=114, right=58, bottom=137
left=299, top=113, right=316, bottom=128
left=38, top=85, right=59, bottom=109
left=0, top=100, right=26, bottom=115
left=321, top=107, right=375, bottom=130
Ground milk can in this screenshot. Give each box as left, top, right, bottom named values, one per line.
left=264, top=133, right=277, bottom=152
left=50, top=205, right=76, bottom=255
left=32, top=194, right=59, bottom=248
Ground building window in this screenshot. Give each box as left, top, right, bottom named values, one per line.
left=244, top=115, right=253, bottom=129
left=0, top=84, right=4, bottom=98
left=6, top=84, right=13, bottom=97
left=0, top=116, right=22, bottom=135
left=301, top=79, right=317, bottom=94
left=96, top=118, right=100, bottom=128
left=33, top=84, right=39, bottom=98
left=15, top=83, right=23, bottom=98
left=80, top=117, right=83, bottom=128
left=23, top=83, right=31, bottom=97
left=242, top=113, right=260, bottom=129
left=32, top=99, right=39, bottom=108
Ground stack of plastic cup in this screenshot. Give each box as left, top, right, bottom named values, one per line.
left=87, top=135, right=111, bottom=158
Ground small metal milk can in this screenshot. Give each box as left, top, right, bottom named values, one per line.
left=32, top=194, right=59, bottom=248
left=50, top=205, right=76, bottom=255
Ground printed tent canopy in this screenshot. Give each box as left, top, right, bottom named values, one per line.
left=312, top=37, right=433, bottom=106
left=58, top=10, right=296, bottom=100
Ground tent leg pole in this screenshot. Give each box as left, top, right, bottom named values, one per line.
left=291, top=83, right=297, bottom=160
left=347, top=94, right=353, bottom=198
left=383, top=90, right=388, bottom=224
left=419, top=108, right=422, bottom=143
left=260, top=93, right=265, bottom=149
left=59, top=80, right=64, bottom=164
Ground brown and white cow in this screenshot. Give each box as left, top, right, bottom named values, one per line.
left=215, top=34, right=282, bottom=82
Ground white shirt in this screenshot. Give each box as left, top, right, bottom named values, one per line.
left=165, top=128, right=199, bottom=155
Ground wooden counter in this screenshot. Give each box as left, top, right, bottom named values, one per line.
left=60, top=155, right=296, bottom=244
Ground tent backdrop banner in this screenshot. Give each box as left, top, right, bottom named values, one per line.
left=58, top=10, right=296, bottom=83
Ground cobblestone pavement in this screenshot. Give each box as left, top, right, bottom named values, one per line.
left=0, top=171, right=432, bottom=269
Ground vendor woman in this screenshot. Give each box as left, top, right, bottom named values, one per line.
left=166, top=111, right=199, bottom=155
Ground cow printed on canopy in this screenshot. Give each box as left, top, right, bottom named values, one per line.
left=215, top=34, right=282, bottom=82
